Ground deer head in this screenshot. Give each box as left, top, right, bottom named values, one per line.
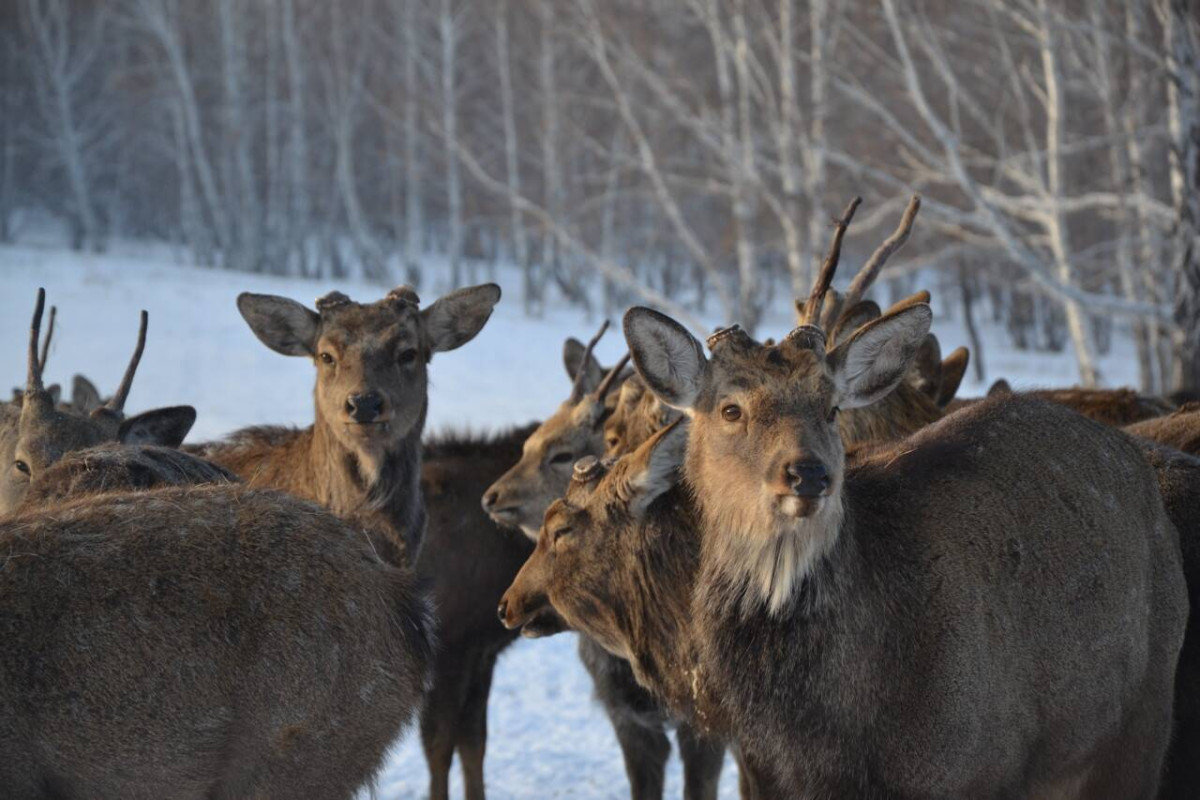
left=499, top=421, right=693, bottom=657
left=482, top=321, right=630, bottom=538
left=237, top=283, right=500, bottom=468
left=2, top=290, right=197, bottom=514
left=624, top=199, right=932, bottom=615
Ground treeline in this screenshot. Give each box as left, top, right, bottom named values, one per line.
left=2, top=0, right=1199, bottom=391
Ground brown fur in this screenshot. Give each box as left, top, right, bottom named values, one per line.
left=415, top=425, right=536, bottom=800
left=195, top=284, right=500, bottom=565
left=1127, top=403, right=1200, bottom=455
left=485, top=341, right=725, bottom=800
left=18, top=442, right=238, bottom=508
left=625, top=303, right=1188, bottom=799
left=0, top=484, right=434, bottom=799
left=954, top=383, right=1176, bottom=427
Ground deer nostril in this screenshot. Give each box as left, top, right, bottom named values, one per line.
left=347, top=392, right=383, bottom=422
left=482, top=491, right=499, bottom=511
left=785, top=460, right=830, bottom=497
left=496, top=598, right=509, bottom=624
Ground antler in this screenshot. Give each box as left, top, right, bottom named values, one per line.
left=592, top=352, right=631, bottom=403
left=819, top=195, right=921, bottom=331
left=569, top=320, right=610, bottom=403
left=38, top=304, right=56, bottom=374
left=26, top=289, right=46, bottom=395
left=107, top=310, right=148, bottom=414
left=797, top=197, right=861, bottom=328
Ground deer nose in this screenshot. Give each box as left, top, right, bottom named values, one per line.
left=345, top=392, right=383, bottom=422
left=496, top=597, right=509, bottom=624
left=482, top=490, right=500, bottom=512
left=784, top=460, right=829, bottom=497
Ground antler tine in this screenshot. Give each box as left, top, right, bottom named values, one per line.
left=569, top=319, right=610, bottom=403
left=107, top=310, right=149, bottom=414
left=800, top=197, right=861, bottom=327
left=822, top=195, right=921, bottom=331
left=593, top=352, right=632, bottom=402
left=39, top=305, right=57, bottom=374
left=27, top=288, right=46, bottom=395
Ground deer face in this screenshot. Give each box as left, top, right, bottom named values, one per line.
left=624, top=304, right=931, bottom=613
left=483, top=334, right=624, bottom=538
left=238, top=284, right=500, bottom=465
left=1, top=295, right=196, bottom=515
left=602, top=374, right=680, bottom=458
left=499, top=421, right=689, bottom=658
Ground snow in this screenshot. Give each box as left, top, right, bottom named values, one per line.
left=0, top=241, right=1143, bottom=799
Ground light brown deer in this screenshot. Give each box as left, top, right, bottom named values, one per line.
left=194, top=283, right=500, bottom=565
left=615, top=197, right=1186, bottom=798
left=0, top=482, right=434, bottom=799
left=1, top=290, right=197, bottom=514
left=483, top=324, right=724, bottom=800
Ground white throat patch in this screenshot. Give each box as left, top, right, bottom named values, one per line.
left=707, top=493, right=844, bottom=616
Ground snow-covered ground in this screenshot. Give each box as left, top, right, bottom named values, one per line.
left=0, top=241, right=1144, bottom=799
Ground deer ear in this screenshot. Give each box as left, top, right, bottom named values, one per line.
left=829, top=304, right=932, bottom=410
left=622, top=419, right=688, bottom=517
left=988, top=378, right=1012, bottom=398
left=46, top=384, right=61, bottom=406
left=936, top=347, right=970, bottom=409
left=117, top=406, right=197, bottom=447
left=623, top=308, right=706, bottom=410
left=71, top=375, right=103, bottom=413
left=237, top=293, right=320, bottom=357
left=563, top=338, right=605, bottom=391
left=910, top=333, right=943, bottom=401
left=422, top=283, right=502, bottom=354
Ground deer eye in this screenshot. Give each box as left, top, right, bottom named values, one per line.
left=605, top=435, right=620, bottom=451
left=552, top=526, right=574, bottom=544
left=549, top=452, right=575, bottom=465
left=721, top=404, right=742, bottom=422
left=827, top=406, right=840, bottom=424
left=398, top=348, right=418, bottom=366
left=319, top=352, right=336, bottom=366
left=13, top=460, right=30, bottom=476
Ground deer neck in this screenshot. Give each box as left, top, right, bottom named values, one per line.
left=310, top=403, right=426, bottom=548
left=693, top=481, right=847, bottom=620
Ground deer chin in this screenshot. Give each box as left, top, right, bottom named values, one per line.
left=777, top=494, right=824, bottom=519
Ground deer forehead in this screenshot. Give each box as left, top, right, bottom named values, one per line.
left=701, top=346, right=833, bottom=412
left=318, top=303, right=421, bottom=349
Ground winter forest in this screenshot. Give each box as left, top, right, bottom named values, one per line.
left=2, top=0, right=1200, bottom=392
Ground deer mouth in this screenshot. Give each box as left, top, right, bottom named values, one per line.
left=777, top=494, right=824, bottom=519
left=519, top=610, right=569, bottom=639
left=343, top=420, right=392, bottom=436
left=487, top=505, right=524, bottom=527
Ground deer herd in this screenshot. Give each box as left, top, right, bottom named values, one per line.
left=2, top=196, right=1199, bottom=800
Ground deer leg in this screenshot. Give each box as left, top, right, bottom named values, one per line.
left=420, top=666, right=464, bottom=800
left=456, top=655, right=498, bottom=800
left=675, top=722, right=724, bottom=800
left=609, top=714, right=670, bottom=800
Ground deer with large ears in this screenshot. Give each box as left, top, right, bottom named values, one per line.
left=195, top=283, right=501, bottom=564
left=620, top=197, right=1187, bottom=798
left=1, top=290, right=197, bottom=515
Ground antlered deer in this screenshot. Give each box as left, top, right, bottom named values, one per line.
left=614, top=197, right=1186, bottom=798
left=483, top=325, right=724, bottom=800
left=195, top=283, right=500, bottom=565
left=1, top=290, right=197, bottom=514
left=0, top=484, right=434, bottom=799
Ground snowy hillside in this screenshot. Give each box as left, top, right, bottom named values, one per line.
left=0, top=243, right=1145, bottom=799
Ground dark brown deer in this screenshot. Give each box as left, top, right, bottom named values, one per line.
left=483, top=325, right=725, bottom=800
left=950, top=380, right=1176, bottom=425
left=0, top=483, right=434, bottom=799
left=1127, top=402, right=1200, bottom=455
left=414, top=424, right=539, bottom=800
left=194, top=283, right=500, bottom=565
left=1, top=290, right=197, bottom=514
left=619, top=200, right=1187, bottom=797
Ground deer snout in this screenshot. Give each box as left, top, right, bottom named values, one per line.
left=496, top=597, right=509, bottom=624
left=345, top=391, right=384, bottom=423
left=482, top=489, right=499, bottom=512
left=784, top=460, right=830, bottom=497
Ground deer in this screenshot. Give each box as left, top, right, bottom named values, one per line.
left=414, top=424, right=540, bottom=800
left=1126, top=402, right=1200, bottom=455
left=193, top=283, right=501, bottom=566
left=0, top=480, right=435, bottom=799
left=1, top=290, right=198, bottom=515
left=482, top=324, right=725, bottom=800
left=612, top=196, right=1186, bottom=798
left=947, top=379, right=1176, bottom=425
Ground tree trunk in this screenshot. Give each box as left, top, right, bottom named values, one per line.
left=402, top=0, right=423, bottom=288
left=496, top=0, right=534, bottom=313
left=440, top=0, right=463, bottom=289
left=281, top=0, right=311, bottom=277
